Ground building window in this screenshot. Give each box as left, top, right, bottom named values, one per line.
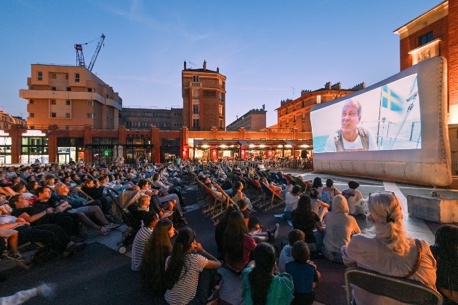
left=87, top=101, right=93, bottom=106
left=37, top=72, right=42, bottom=81
left=51, top=73, right=56, bottom=79
left=66, top=113, right=70, bottom=118
left=51, top=100, right=56, bottom=105
left=67, top=87, right=71, bottom=91
left=219, top=105, right=223, bottom=116
left=192, top=89, right=200, bottom=99
left=51, top=112, right=56, bottom=118
left=87, top=113, right=94, bottom=119
left=316, top=95, right=321, bottom=104
left=66, top=100, right=71, bottom=105
left=193, top=104, right=199, bottom=114
left=30, top=113, right=34, bottom=118
left=419, top=31, right=433, bottom=46
left=29, top=100, right=34, bottom=104
left=75, top=73, right=80, bottom=82
left=193, top=119, right=199, bottom=128
left=52, top=87, right=56, bottom=91
left=65, top=74, right=69, bottom=80
left=192, top=76, right=200, bottom=82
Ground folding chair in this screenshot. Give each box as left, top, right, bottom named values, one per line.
left=259, top=182, right=284, bottom=211
left=344, top=267, right=444, bottom=305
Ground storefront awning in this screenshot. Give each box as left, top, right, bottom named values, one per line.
left=284, top=140, right=298, bottom=149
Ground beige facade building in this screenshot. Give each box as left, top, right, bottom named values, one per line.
left=182, top=61, right=226, bottom=131
left=0, top=110, right=26, bottom=129
left=20, top=64, right=122, bottom=130
left=226, top=108, right=267, bottom=131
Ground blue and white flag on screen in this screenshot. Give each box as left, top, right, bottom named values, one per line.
left=381, top=85, right=404, bottom=112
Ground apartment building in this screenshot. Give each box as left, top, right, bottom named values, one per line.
left=121, top=107, right=183, bottom=130
left=182, top=61, right=226, bottom=131
left=226, top=107, right=267, bottom=131
left=276, top=82, right=365, bottom=132
left=20, top=64, right=122, bottom=130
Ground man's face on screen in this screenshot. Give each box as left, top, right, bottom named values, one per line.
left=341, top=102, right=361, bottom=133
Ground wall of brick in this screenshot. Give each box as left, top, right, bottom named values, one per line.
left=449, top=0, right=458, bottom=107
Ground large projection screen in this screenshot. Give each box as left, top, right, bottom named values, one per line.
left=310, top=57, right=451, bottom=186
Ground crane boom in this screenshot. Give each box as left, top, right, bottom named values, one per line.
left=88, top=34, right=105, bottom=71
left=74, top=34, right=105, bottom=71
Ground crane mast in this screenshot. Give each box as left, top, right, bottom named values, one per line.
left=74, top=33, right=105, bottom=71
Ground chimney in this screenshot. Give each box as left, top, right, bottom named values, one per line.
left=203, top=60, right=207, bottom=70
left=217, top=67, right=219, bottom=73
left=184, top=61, right=187, bottom=70
left=324, top=82, right=332, bottom=89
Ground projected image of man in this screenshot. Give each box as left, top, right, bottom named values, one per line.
left=324, top=99, right=377, bottom=152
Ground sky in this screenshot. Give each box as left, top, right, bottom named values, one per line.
left=0, top=0, right=441, bottom=127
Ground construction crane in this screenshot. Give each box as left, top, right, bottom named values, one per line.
left=74, top=34, right=106, bottom=71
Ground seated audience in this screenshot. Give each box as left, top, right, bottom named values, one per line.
left=309, top=188, right=329, bottom=221
left=342, top=192, right=437, bottom=305
left=223, top=210, right=257, bottom=273
left=292, top=195, right=323, bottom=253
left=140, top=219, right=174, bottom=294
left=164, top=228, right=222, bottom=305
left=430, top=224, right=458, bottom=304
left=341, top=180, right=365, bottom=215
left=131, top=212, right=159, bottom=271
left=286, top=241, right=320, bottom=305
left=322, top=195, right=361, bottom=263
left=278, top=229, right=306, bottom=273
left=241, top=242, right=294, bottom=305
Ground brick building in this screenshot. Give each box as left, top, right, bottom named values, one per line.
left=19, top=64, right=122, bottom=130
left=182, top=61, right=226, bottom=131
left=276, top=82, right=366, bottom=132
left=226, top=107, right=267, bottom=131
left=394, top=0, right=458, bottom=168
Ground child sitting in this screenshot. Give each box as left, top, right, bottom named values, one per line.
left=278, top=229, right=305, bottom=272
left=286, top=241, right=321, bottom=305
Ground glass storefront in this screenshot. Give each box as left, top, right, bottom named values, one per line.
left=90, top=137, right=118, bottom=165
left=57, top=137, right=84, bottom=164
left=21, top=130, right=49, bottom=164
left=125, top=137, right=151, bottom=164
left=0, top=131, right=12, bottom=164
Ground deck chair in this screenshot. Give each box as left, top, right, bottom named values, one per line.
left=213, top=182, right=235, bottom=207
left=344, top=267, right=444, bottom=305
left=259, top=182, right=284, bottom=211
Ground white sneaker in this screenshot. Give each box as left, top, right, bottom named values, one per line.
left=104, top=223, right=121, bottom=230
left=99, top=226, right=110, bottom=235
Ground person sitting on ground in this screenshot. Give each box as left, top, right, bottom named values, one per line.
left=342, top=180, right=365, bottom=216
left=131, top=212, right=159, bottom=271
left=342, top=192, right=437, bottom=304
left=309, top=188, right=329, bottom=221
left=238, top=199, right=279, bottom=243
left=320, top=179, right=341, bottom=209
left=282, top=185, right=301, bottom=221
left=430, top=224, right=458, bottom=304
left=311, top=177, right=323, bottom=196
left=232, top=181, right=252, bottom=211
left=322, top=195, right=360, bottom=263
left=215, top=204, right=240, bottom=258
left=140, top=219, right=174, bottom=295
left=223, top=210, right=257, bottom=273
left=286, top=241, right=321, bottom=305
left=241, top=242, right=294, bottom=305
left=292, top=195, right=323, bottom=253
left=164, top=228, right=222, bottom=305
left=278, top=229, right=306, bottom=273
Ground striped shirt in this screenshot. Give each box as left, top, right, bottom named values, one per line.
left=164, top=253, right=208, bottom=305
left=131, top=226, right=153, bottom=271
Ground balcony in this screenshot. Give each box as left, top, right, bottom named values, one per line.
left=189, top=82, right=202, bottom=87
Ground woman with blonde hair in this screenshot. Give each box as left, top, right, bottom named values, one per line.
left=342, top=192, right=437, bottom=304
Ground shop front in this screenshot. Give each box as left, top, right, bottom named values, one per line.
left=89, top=137, right=118, bottom=165
left=0, top=130, right=12, bottom=164
left=57, top=137, right=85, bottom=164
left=125, top=137, right=152, bottom=164
left=21, top=130, right=49, bottom=164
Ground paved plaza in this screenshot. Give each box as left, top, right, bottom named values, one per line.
left=0, top=170, right=453, bottom=304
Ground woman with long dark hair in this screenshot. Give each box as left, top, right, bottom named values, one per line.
left=430, top=224, right=458, bottom=303
left=223, top=210, right=257, bottom=273
left=140, top=219, right=174, bottom=295
left=241, top=242, right=294, bottom=305
left=164, top=228, right=222, bottom=305
left=292, top=195, right=323, bottom=253
left=215, top=204, right=240, bottom=257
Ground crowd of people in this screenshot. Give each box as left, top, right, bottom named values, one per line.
left=0, top=160, right=457, bottom=305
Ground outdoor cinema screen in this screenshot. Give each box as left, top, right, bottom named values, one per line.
left=310, top=57, right=451, bottom=186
